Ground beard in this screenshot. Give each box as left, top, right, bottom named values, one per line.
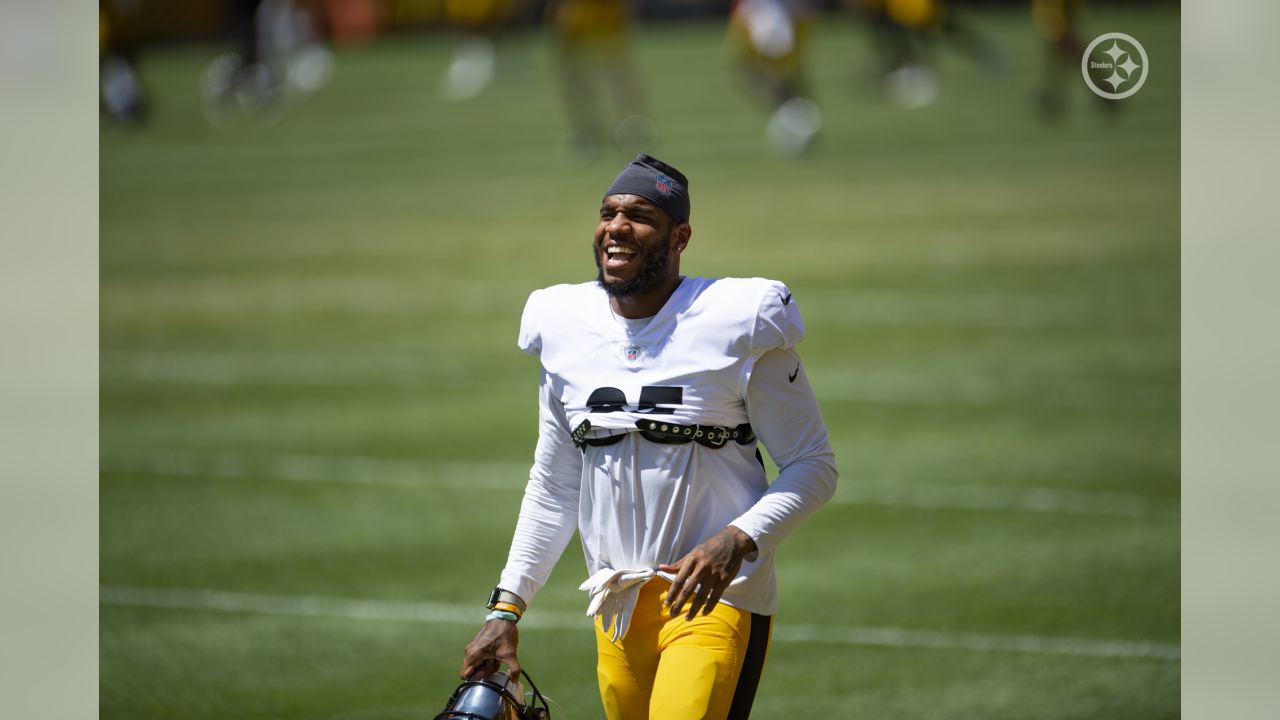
left=594, top=241, right=672, bottom=298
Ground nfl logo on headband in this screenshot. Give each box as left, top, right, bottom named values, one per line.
left=654, top=174, right=672, bottom=196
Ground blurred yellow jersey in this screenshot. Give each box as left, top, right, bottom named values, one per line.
left=889, top=0, right=939, bottom=28
left=860, top=0, right=941, bottom=29
left=100, top=7, right=110, bottom=55
left=443, top=0, right=516, bottom=28
left=1032, top=0, right=1082, bottom=42
left=548, top=0, right=629, bottom=40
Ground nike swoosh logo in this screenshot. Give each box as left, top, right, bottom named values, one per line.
left=782, top=292, right=792, bottom=305
left=788, top=364, right=800, bottom=383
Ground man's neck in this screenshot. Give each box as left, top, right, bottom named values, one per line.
left=610, top=275, right=684, bottom=319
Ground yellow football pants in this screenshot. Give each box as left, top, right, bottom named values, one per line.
left=594, top=580, right=773, bottom=720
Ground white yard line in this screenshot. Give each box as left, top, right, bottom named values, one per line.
left=99, top=585, right=1179, bottom=661
left=99, top=448, right=529, bottom=490
left=100, top=351, right=1176, bottom=410
left=833, top=481, right=1180, bottom=519
left=800, top=290, right=1171, bottom=331
left=99, top=449, right=1179, bottom=519
left=816, top=369, right=1176, bottom=410
left=772, top=623, right=1180, bottom=660
left=101, top=288, right=1173, bottom=331
left=99, top=350, right=458, bottom=388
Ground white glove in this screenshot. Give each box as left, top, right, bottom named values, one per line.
left=578, top=567, right=657, bottom=643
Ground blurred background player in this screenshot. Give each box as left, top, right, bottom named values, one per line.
left=1031, top=0, right=1114, bottom=121
left=727, top=0, right=821, bottom=156
left=547, top=0, right=654, bottom=162
left=439, top=0, right=520, bottom=102
left=100, top=0, right=149, bottom=126
left=848, top=0, right=1005, bottom=109
left=200, top=0, right=334, bottom=128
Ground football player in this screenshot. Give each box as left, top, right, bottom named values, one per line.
left=439, top=0, right=520, bottom=102
left=546, top=0, right=653, bottom=160
left=727, top=0, right=823, bottom=155
left=848, top=0, right=1005, bottom=109
left=199, top=0, right=334, bottom=128
left=100, top=1, right=149, bottom=125
left=460, top=154, right=838, bottom=720
left=1031, top=0, right=1115, bottom=120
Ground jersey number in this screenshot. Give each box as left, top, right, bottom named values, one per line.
left=586, top=386, right=683, bottom=414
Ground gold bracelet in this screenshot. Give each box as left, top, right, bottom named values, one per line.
left=491, top=601, right=523, bottom=618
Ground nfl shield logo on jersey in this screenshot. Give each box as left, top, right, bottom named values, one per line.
left=624, top=344, right=641, bottom=362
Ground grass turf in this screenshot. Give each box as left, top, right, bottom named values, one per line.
left=101, top=6, right=1179, bottom=719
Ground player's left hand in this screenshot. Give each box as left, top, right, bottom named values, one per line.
left=659, top=526, right=758, bottom=620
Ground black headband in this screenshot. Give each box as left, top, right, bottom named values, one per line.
left=603, top=154, right=691, bottom=223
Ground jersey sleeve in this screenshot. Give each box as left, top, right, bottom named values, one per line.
left=497, top=368, right=583, bottom=605
left=729, top=347, right=838, bottom=558
left=517, top=289, right=544, bottom=356
left=750, top=281, right=806, bottom=355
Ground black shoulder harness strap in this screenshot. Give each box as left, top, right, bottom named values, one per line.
left=570, top=419, right=755, bottom=451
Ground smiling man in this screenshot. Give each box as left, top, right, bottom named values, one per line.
left=460, top=154, right=838, bottom=720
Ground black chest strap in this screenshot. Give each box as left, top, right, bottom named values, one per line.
left=570, top=419, right=755, bottom=450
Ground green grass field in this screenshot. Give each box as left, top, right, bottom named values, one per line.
left=101, top=6, right=1179, bottom=718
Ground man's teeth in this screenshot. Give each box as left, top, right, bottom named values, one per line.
left=606, top=246, right=636, bottom=256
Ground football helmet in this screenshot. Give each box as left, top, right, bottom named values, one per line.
left=434, top=670, right=551, bottom=720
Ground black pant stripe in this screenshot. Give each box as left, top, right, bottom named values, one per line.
left=726, top=613, right=771, bottom=720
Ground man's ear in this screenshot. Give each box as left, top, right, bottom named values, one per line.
left=673, top=222, right=691, bottom=253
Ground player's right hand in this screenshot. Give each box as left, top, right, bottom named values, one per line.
left=659, top=525, right=757, bottom=620
left=460, top=619, right=521, bottom=680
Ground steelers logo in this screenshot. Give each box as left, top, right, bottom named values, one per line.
left=1081, top=32, right=1149, bottom=100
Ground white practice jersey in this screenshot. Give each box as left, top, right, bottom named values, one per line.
left=498, top=276, right=837, bottom=619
